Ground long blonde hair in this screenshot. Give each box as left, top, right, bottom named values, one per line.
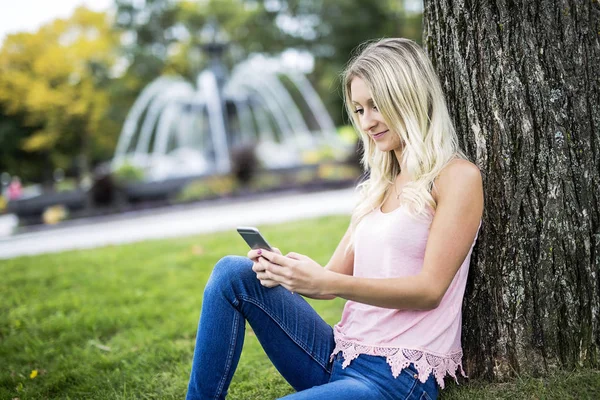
left=344, top=38, right=467, bottom=250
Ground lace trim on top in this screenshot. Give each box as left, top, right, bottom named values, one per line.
left=330, top=339, right=466, bottom=389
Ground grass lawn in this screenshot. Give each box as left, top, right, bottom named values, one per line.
left=1, top=215, right=598, bottom=399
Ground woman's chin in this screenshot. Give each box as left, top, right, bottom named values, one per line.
left=375, top=143, right=395, bottom=153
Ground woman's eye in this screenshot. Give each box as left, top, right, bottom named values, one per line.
left=372, top=105, right=378, bottom=111
left=354, top=109, right=364, bottom=115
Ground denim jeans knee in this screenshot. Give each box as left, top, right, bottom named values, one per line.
left=203, top=255, right=255, bottom=299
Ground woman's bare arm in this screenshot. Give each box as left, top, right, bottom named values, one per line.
left=324, top=225, right=354, bottom=275
left=258, top=160, right=483, bottom=309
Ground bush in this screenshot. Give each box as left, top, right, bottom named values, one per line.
left=42, top=204, right=69, bottom=224
left=337, top=125, right=359, bottom=145
left=54, top=178, right=77, bottom=192
left=248, top=172, right=286, bottom=191
left=113, top=162, right=145, bottom=183
left=231, top=144, right=259, bottom=185
left=317, top=163, right=361, bottom=181
left=176, top=176, right=238, bottom=203
left=295, top=168, right=317, bottom=185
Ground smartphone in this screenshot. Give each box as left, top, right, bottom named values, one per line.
left=237, top=226, right=273, bottom=251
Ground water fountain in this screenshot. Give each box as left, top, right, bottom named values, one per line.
left=111, top=23, right=349, bottom=181
left=7, top=23, right=355, bottom=226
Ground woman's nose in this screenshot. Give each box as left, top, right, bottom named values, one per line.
left=360, top=111, right=377, bottom=132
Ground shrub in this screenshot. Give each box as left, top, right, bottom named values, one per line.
left=42, top=204, right=69, bottom=224
left=54, top=178, right=77, bottom=192
left=113, top=162, right=145, bottom=183
left=230, top=144, right=259, bottom=185
left=249, top=172, right=285, bottom=191
left=317, top=163, right=361, bottom=181
left=176, top=176, right=238, bottom=203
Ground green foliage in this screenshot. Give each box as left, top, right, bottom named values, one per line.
left=281, top=0, right=423, bottom=125
left=53, top=179, right=78, bottom=193
left=112, top=162, right=145, bottom=183
left=337, top=125, right=359, bottom=145
left=248, top=171, right=286, bottom=191
left=316, top=163, right=360, bottom=181
left=0, top=109, right=47, bottom=183
left=114, top=0, right=181, bottom=83
left=0, top=7, right=119, bottom=181
left=300, top=148, right=334, bottom=164
left=175, top=176, right=238, bottom=202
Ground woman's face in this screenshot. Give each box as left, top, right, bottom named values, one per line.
left=350, top=77, right=403, bottom=154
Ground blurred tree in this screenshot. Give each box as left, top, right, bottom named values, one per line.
left=0, top=106, right=47, bottom=183
left=113, top=0, right=289, bottom=82
left=114, top=0, right=180, bottom=86
left=107, top=0, right=181, bottom=143
left=167, top=0, right=289, bottom=79
left=112, top=0, right=422, bottom=125
left=281, top=0, right=413, bottom=124
left=0, top=7, right=118, bottom=184
left=192, top=0, right=422, bottom=125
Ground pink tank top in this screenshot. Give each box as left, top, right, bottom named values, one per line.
left=331, top=205, right=480, bottom=388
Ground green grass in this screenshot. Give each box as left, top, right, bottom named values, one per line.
left=1, top=215, right=598, bottom=399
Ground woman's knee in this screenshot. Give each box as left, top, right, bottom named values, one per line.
left=204, top=255, right=254, bottom=296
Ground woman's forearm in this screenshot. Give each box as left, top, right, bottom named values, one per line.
left=302, top=293, right=337, bottom=300
left=323, top=271, right=439, bottom=310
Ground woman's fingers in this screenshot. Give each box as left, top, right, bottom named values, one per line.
left=259, top=257, right=289, bottom=279
left=252, top=261, right=266, bottom=273
left=255, top=268, right=280, bottom=288
left=247, top=249, right=262, bottom=261
left=248, top=247, right=282, bottom=262
left=256, top=264, right=285, bottom=284
left=260, top=249, right=296, bottom=268
left=285, top=251, right=309, bottom=261
left=258, top=279, right=279, bottom=288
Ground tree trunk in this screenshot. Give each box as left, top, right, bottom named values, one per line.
left=423, top=0, right=600, bottom=380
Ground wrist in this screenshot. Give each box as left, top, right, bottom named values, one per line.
left=321, top=269, right=343, bottom=297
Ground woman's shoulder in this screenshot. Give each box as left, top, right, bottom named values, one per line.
left=432, top=158, right=483, bottom=203
left=439, top=158, right=481, bottom=181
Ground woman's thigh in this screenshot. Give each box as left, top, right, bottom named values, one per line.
left=210, top=255, right=336, bottom=390
left=278, top=378, right=379, bottom=400
left=280, top=353, right=438, bottom=400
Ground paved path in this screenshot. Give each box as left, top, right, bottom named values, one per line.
left=0, top=188, right=357, bottom=260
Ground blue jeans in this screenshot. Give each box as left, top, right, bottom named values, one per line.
left=186, top=255, right=438, bottom=400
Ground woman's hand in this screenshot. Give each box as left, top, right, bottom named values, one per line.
left=254, top=249, right=335, bottom=298
left=248, top=247, right=282, bottom=288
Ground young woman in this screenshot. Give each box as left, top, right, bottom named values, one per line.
left=186, top=38, right=484, bottom=400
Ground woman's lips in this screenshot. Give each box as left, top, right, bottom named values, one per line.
left=372, top=130, right=388, bottom=140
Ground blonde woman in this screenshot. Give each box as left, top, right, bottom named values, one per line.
left=186, top=38, right=483, bottom=400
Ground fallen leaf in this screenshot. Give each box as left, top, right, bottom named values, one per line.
left=89, top=340, right=111, bottom=352
left=191, top=245, right=204, bottom=255
left=30, top=370, right=38, bottom=379
left=92, top=343, right=111, bottom=352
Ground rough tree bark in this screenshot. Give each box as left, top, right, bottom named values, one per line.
left=423, top=0, right=600, bottom=380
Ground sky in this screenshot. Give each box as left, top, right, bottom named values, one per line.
left=0, top=0, right=114, bottom=44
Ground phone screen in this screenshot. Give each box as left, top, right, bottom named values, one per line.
left=237, top=227, right=273, bottom=251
